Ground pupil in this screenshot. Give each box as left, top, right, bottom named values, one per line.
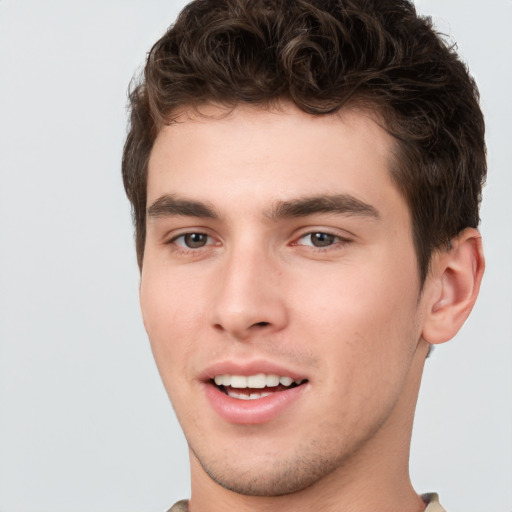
left=312, top=233, right=334, bottom=247
left=185, top=233, right=207, bottom=248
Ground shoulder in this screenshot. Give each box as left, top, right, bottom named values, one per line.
left=166, top=499, right=189, bottom=512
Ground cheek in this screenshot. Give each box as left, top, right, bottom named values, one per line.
left=297, top=259, right=417, bottom=330
left=293, top=257, right=421, bottom=383
left=139, top=265, right=201, bottom=381
left=140, top=258, right=206, bottom=329
left=140, top=279, right=201, bottom=416
left=292, top=270, right=421, bottom=439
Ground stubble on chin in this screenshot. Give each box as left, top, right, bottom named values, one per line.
left=188, top=432, right=359, bottom=498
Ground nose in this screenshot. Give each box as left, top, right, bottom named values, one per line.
left=210, top=244, right=288, bottom=341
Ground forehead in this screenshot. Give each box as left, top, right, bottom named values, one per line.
left=147, top=103, right=400, bottom=209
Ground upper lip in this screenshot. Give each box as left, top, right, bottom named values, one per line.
left=199, top=359, right=308, bottom=382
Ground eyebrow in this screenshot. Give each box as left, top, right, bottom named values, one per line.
left=267, top=194, right=380, bottom=220
left=146, top=193, right=380, bottom=222
left=147, top=195, right=218, bottom=219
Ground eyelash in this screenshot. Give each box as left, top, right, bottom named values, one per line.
left=293, top=231, right=351, bottom=251
left=168, top=232, right=217, bottom=253
left=167, top=229, right=350, bottom=256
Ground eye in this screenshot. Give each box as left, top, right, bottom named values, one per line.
left=298, top=232, right=340, bottom=248
left=172, top=232, right=212, bottom=249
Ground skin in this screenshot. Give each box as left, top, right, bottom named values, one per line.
left=139, top=103, right=483, bottom=512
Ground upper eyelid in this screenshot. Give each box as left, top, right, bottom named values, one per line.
left=166, top=232, right=220, bottom=255
left=165, top=227, right=216, bottom=241
left=297, top=229, right=350, bottom=237
left=162, top=226, right=354, bottom=245
left=169, top=231, right=217, bottom=246
left=294, top=232, right=349, bottom=245
left=293, top=227, right=354, bottom=241
left=170, top=231, right=210, bottom=240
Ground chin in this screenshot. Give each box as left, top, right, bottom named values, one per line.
left=190, top=441, right=346, bottom=497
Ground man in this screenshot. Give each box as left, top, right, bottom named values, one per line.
left=122, top=0, right=485, bottom=510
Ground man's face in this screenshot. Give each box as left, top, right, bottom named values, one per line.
left=140, top=103, right=429, bottom=496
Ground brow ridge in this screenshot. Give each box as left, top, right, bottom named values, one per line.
left=147, top=195, right=218, bottom=219
left=268, top=194, right=380, bottom=219
left=147, top=193, right=379, bottom=222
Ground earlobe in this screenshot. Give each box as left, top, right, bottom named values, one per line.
left=422, top=228, right=485, bottom=345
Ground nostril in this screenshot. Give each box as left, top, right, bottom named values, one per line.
left=253, top=321, right=270, bottom=328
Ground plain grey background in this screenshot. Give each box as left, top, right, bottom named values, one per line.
left=0, top=1, right=510, bottom=511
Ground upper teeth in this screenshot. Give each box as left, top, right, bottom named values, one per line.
left=213, top=374, right=301, bottom=389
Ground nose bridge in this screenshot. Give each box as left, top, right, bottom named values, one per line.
left=211, top=237, right=286, bottom=339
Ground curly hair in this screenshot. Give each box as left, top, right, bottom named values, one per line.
left=122, top=0, right=486, bottom=283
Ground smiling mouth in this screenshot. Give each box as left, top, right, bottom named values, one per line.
left=212, top=373, right=307, bottom=400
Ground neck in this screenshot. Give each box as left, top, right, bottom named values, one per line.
left=188, top=340, right=430, bottom=512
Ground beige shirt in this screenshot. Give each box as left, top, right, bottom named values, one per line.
left=167, top=493, right=446, bottom=511
left=423, top=493, right=447, bottom=512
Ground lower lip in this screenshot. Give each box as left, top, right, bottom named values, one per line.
left=203, top=382, right=308, bottom=425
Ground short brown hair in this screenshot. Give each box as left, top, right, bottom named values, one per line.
left=122, top=0, right=486, bottom=283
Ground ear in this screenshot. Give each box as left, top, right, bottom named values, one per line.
left=422, top=228, right=485, bottom=345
